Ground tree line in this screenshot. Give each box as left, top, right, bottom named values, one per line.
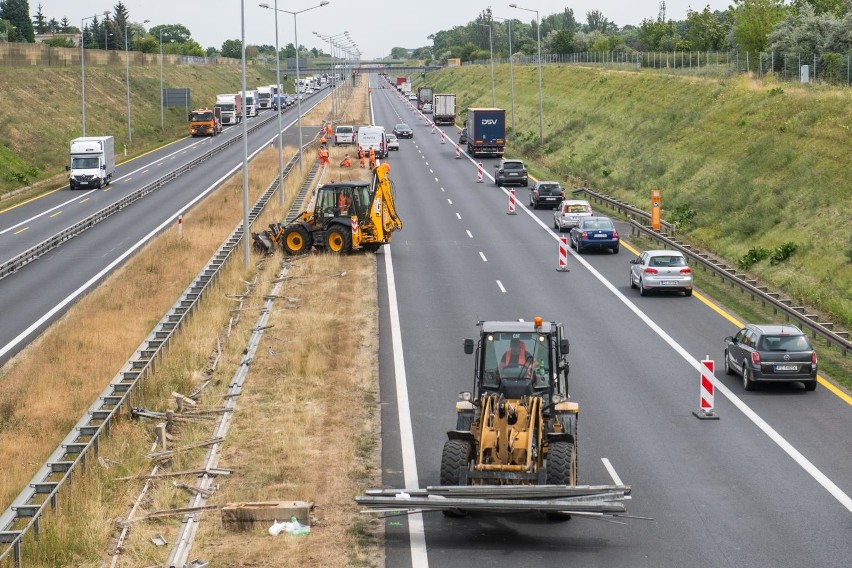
left=416, top=1, right=852, bottom=63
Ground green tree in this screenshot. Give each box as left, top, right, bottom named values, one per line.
left=686, top=6, right=728, bottom=50
left=149, top=23, right=192, bottom=44
left=45, top=16, right=57, bottom=32
left=31, top=1, right=46, bottom=34
left=548, top=29, right=575, bottom=53
left=206, top=46, right=219, bottom=57
left=44, top=36, right=73, bottom=47
left=638, top=16, right=680, bottom=50
left=390, top=46, right=408, bottom=58
left=220, top=38, right=241, bottom=58
left=1, top=0, right=35, bottom=41
left=731, top=0, right=788, bottom=52
left=585, top=9, right=615, bottom=33
left=791, top=0, right=848, bottom=16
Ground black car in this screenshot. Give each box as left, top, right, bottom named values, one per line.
left=458, top=127, right=467, bottom=145
left=724, top=324, right=818, bottom=391
left=494, top=159, right=528, bottom=187
left=393, top=123, right=413, bottom=139
left=529, top=181, right=564, bottom=209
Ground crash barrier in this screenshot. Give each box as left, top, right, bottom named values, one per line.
left=557, top=237, right=569, bottom=272
left=507, top=189, right=517, bottom=215
left=0, top=146, right=312, bottom=567
left=693, top=358, right=719, bottom=420
left=627, top=219, right=850, bottom=356
left=0, top=105, right=293, bottom=283
left=573, top=186, right=675, bottom=234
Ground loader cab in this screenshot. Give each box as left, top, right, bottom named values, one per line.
left=466, top=319, right=569, bottom=404
left=315, top=182, right=371, bottom=220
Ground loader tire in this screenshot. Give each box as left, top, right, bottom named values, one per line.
left=440, top=439, right=472, bottom=517
left=326, top=226, right=352, bottom=254
left=282, top=225, right=312, bottom=256
left=546, top=441, right=577, bottom=520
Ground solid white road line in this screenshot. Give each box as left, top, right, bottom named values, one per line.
left=383, top=247, right=429, bottom=568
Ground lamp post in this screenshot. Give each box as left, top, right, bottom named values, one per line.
left=494, top=16, right=515, bottom=132
left=314, top=31, right=348, bottom=122
left=510, top=3, right=543, bottom=143
left=158, top=27, right=163, bottom=129
left=478, top=23, right=495, bottom=107
left=80, top=12, right=109, bottom=136
left=260, top=1, right=330, bottom=174
left=125, top=20, right=148, bottom=144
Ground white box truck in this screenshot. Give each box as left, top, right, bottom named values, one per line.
left=68, top=136, right=115, bottom=190
left=433, top=93, right=456, bottom=125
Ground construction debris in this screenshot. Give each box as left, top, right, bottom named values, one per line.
left=117, top=505, right=221, bottom=527
left=221, top=501, right=314, bottom=532
left=113, top=468, right=232, bottom=482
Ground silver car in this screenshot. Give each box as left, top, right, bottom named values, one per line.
left=386, top=134, right=400, bottom=151
left=553, top=199, right=592, bottom=231
left=629, top=250, right=693, bottom=296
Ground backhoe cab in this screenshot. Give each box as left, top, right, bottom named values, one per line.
left=443, top=317, right=577, bottom=488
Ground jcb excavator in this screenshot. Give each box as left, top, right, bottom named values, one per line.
left=278, top=162, right=401, bottom=255
left=356, top=318, right=634, bottom=520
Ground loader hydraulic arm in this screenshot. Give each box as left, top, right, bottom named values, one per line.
left=368, top=163, right=402, bottom=242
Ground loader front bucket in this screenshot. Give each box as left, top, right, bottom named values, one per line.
left=252, top=231, right=275, bottom=254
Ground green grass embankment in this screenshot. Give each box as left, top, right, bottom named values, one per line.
left=429, top=65, right=852, bottom=332
left=0, top=64, right=285, bottom=197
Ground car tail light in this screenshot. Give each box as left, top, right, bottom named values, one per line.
left=680, top=267, right=692, bottom=274
left=751, top=351, right=761, bottom=365
left=811, top=352, right=818, bottom=364
left=613, top=231, right=619, bottom=239
left=580, top=231, right=588, bottom=239
left=561, top=191, right=565, bottom=198
left=643, top=267, right=658, bottom=274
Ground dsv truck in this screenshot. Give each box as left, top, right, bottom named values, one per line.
left=464, top=108, right=505, bottom=157
left=67, top=136, right=115, bottom=189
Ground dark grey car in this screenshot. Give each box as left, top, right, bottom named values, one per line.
left=724, top=324, right=818, bottom=391
left=494, top=159, right=528, bottom=187
left=529, top=181, right=564, bottom=209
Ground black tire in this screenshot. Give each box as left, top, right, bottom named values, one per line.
left=440, top=439, right=472, bottom=486
left=612, top=245, right=619, bottom=254
left=523, top=180, right=529, bottom=187
left=684, top=289, right=693, bottom=297
left=742, top=363, right=755, bottom=391
left=282, top=225, right=313, bottom=256
left=804, top=379, right=817, bottom=391
left=326, top=225, right=352, bottom=254
left=724, top=351, right=735, bottom=375
left=361, top=242, right=382, bottom=253
left=554, top=220, right=560, bottom=231
left=630, top=272, right=637, bottom=289
left=639, top=279, right=647, bottom=296
left=546, top=441, right=576, bottom=486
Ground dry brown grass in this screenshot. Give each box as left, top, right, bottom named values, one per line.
left=1, top=80, right=383, bottom=566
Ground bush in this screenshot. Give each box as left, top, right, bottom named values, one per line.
left=737, top=247, right=770, bottom=270
left=770, top=242, right=797, bottom=265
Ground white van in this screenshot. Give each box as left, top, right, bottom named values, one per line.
left=334, top=125, right=355, bottom=145
left=357, top=125, right=387, bottom=158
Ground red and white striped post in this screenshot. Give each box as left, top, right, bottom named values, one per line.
left=440, top=131, right=445, bottom=144
left=557, top=237, right=569, bottom=271
left=455, top=145, right=461, bottom=159
left=431, top=123, right=436, bottom=134
left=507, top=189, right=517, bottom=215
left=177, top=214, right=183, bottom=238
left=693, top=356, right=720, bottom=420
left=476, top=162, right=483, bottom=183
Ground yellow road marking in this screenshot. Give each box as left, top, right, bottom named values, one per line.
left=103, top=187, right=111, bottom=192
left=79, top=198, right=89, bottom=204
left=13, top=227, right=28, bottom=234
left=0, top=187, right=63, bottom=214
left=50, top=211, right=62, bottom=217
left=123, top=177, right=131, bottom=182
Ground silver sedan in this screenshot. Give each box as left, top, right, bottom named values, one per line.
left=629, top=250, right=694, bottom=296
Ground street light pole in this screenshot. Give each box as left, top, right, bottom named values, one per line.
left=240, top=0, right=250, bottom=267
left=510, top=3, right=543, bottom=143
left=273, top=1, right=284, bottom=205
left=478, top=23, right=495, bottom=107
left=260, top=2, right=330, bottom=174
left=159, top=28, right=164, bottom=129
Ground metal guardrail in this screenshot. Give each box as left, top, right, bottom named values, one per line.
left=625, top=218, right=850, bottom=356
left=572, top=186, right=676, bottom=234
left=0, top=108, right=285, bottom=283
left=573, top=187, right=849, bottom=355
left=0, top=149, right=304, bottom=566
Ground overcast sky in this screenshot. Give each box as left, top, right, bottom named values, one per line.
left=37, top=1, right=731, bottom=59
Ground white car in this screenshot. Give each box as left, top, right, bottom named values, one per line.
left=386, top=134, right=400, bottom=151
left=553, top=199, right=593, bottom=232
left=629, top=250, right=694, bottom=296
left=408, top=94, right=418, bottom=102
left=422, top=103, right=433, bottom=114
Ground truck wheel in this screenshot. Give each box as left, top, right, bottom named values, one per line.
left=440, top=439, right=471, bottom=486
left=326, top=226, right=352, bottom=254
left=546, top=441, right=576, bottom=486
left=282, top=225, right=312, bottom=256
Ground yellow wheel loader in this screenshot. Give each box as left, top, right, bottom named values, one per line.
left=443, top=317, right=578, bottom=492
left=280, top=162, right=402, bottom=255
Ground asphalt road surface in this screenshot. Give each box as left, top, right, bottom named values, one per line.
left=371, top=74, right=851, bottom=568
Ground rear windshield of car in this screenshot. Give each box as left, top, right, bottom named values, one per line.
left=583, top=219, right=613, bottom=230
left=503, top=162, right=524, bottom=169
left=336, top=127, right=353, bottom=134
left=564, top=204, right=590, bottom=213
left=538, top=184, right=561, bottom=192
left=649, top=255, right=687, bottom=267
left=395, top=124, right=409, bottom=130
left=758, top=334, right=811, bottom=351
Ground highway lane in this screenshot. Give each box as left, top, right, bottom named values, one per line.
left=0, top=89, right=328, bottom=260
left=0, top=90, right=332, bottom=366
left=372, top=75, right=851, bottom=567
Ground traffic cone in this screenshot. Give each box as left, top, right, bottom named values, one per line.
left=507, top=189, right=517, bottom=214
left=476, top=162, right=483, bottom=183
